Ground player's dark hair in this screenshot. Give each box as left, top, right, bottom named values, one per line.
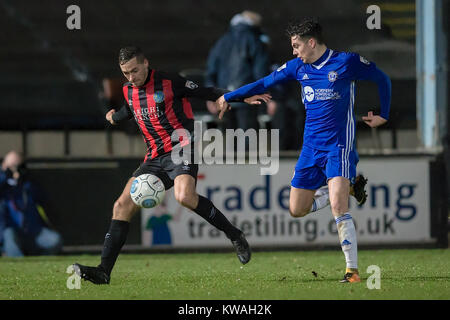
left=118, top=46, right=145, bottom=65
left=286, top=18, right=324, bottom=44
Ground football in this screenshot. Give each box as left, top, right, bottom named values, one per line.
left=130, top=174, right=165, bottom=208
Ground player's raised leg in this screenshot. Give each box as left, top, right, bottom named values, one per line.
left=173, top=174, right=251, bottom=264
left=289, top=149, right=332, bottom=217
left=290, top=177, right=369, bottom=218
left=73, top=177, right=140, bottom=284
left=289, top=187, right=315, bottom=217
left=328, top=176, right=360, bottom=283
left=289, top=145, right=334, bottom=217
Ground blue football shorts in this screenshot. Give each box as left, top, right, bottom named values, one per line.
left=291, top=144, right=359, bottom=190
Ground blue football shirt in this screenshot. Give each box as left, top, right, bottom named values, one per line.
left=224, top=48, right=391, bottom=151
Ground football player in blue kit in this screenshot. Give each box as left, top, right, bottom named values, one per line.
left=216, top=18, right=391, bottom=283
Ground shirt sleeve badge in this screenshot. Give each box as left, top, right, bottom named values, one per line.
left=185, top=80, right=199, bottom=89
left=359, top=55, right=371, bottom=65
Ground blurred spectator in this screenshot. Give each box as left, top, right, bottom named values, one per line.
left=100, top=78, right=124, bottom=109
left=205, top=10, right=271, bottom=132
left=0, top=151, right=62, bottom=257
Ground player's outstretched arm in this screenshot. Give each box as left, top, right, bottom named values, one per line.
left=216, top=58, right=300, bottom=119
left=348, top=53, right=392, bottom=124
left=243, top=93, right=272, bottom=105
left=362, top=111, right=387, bottom=128
left=106, top=104, right=133, bottom=125
left=216, top=93, right=272, bottom=119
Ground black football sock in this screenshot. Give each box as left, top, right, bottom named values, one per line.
left=99, top=219, right=129, bottom=276
left=193, top=195, right=242, bottom=240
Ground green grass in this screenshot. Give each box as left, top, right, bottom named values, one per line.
left=0, top=249, right=449, bottom=300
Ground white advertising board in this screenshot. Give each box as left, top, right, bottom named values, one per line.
left=141, top=158, right=432, bottom=248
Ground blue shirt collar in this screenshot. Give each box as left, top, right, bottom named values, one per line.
left=311, top=48, right=331, bottom=68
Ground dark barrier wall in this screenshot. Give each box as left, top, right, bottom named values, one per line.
left=27, top=159, right=143, bottom=246
left=22, top=155, right=448, bottom=248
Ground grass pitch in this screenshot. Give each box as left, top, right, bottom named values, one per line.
left=0, top=249, right=449, bottom=300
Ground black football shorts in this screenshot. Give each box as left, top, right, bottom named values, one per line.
left=132, top=151, right=198, bottom=190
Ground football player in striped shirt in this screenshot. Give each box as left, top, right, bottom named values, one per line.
left=73, top=47, right=268, bottom=284
left=216, top=18, right=391, bottom=283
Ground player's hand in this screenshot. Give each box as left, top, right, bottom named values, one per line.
left=362, top=111, right=387, bottom=128
left=216, top=95, right=231, bottom=120
left=106, top=109, right=117, bottom=125
left=244, top=93, right=272, bottom=105
left=206, top=101, right=218, bottom=115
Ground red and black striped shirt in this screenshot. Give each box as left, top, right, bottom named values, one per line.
left=112, top=69, right=226, bottom=160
